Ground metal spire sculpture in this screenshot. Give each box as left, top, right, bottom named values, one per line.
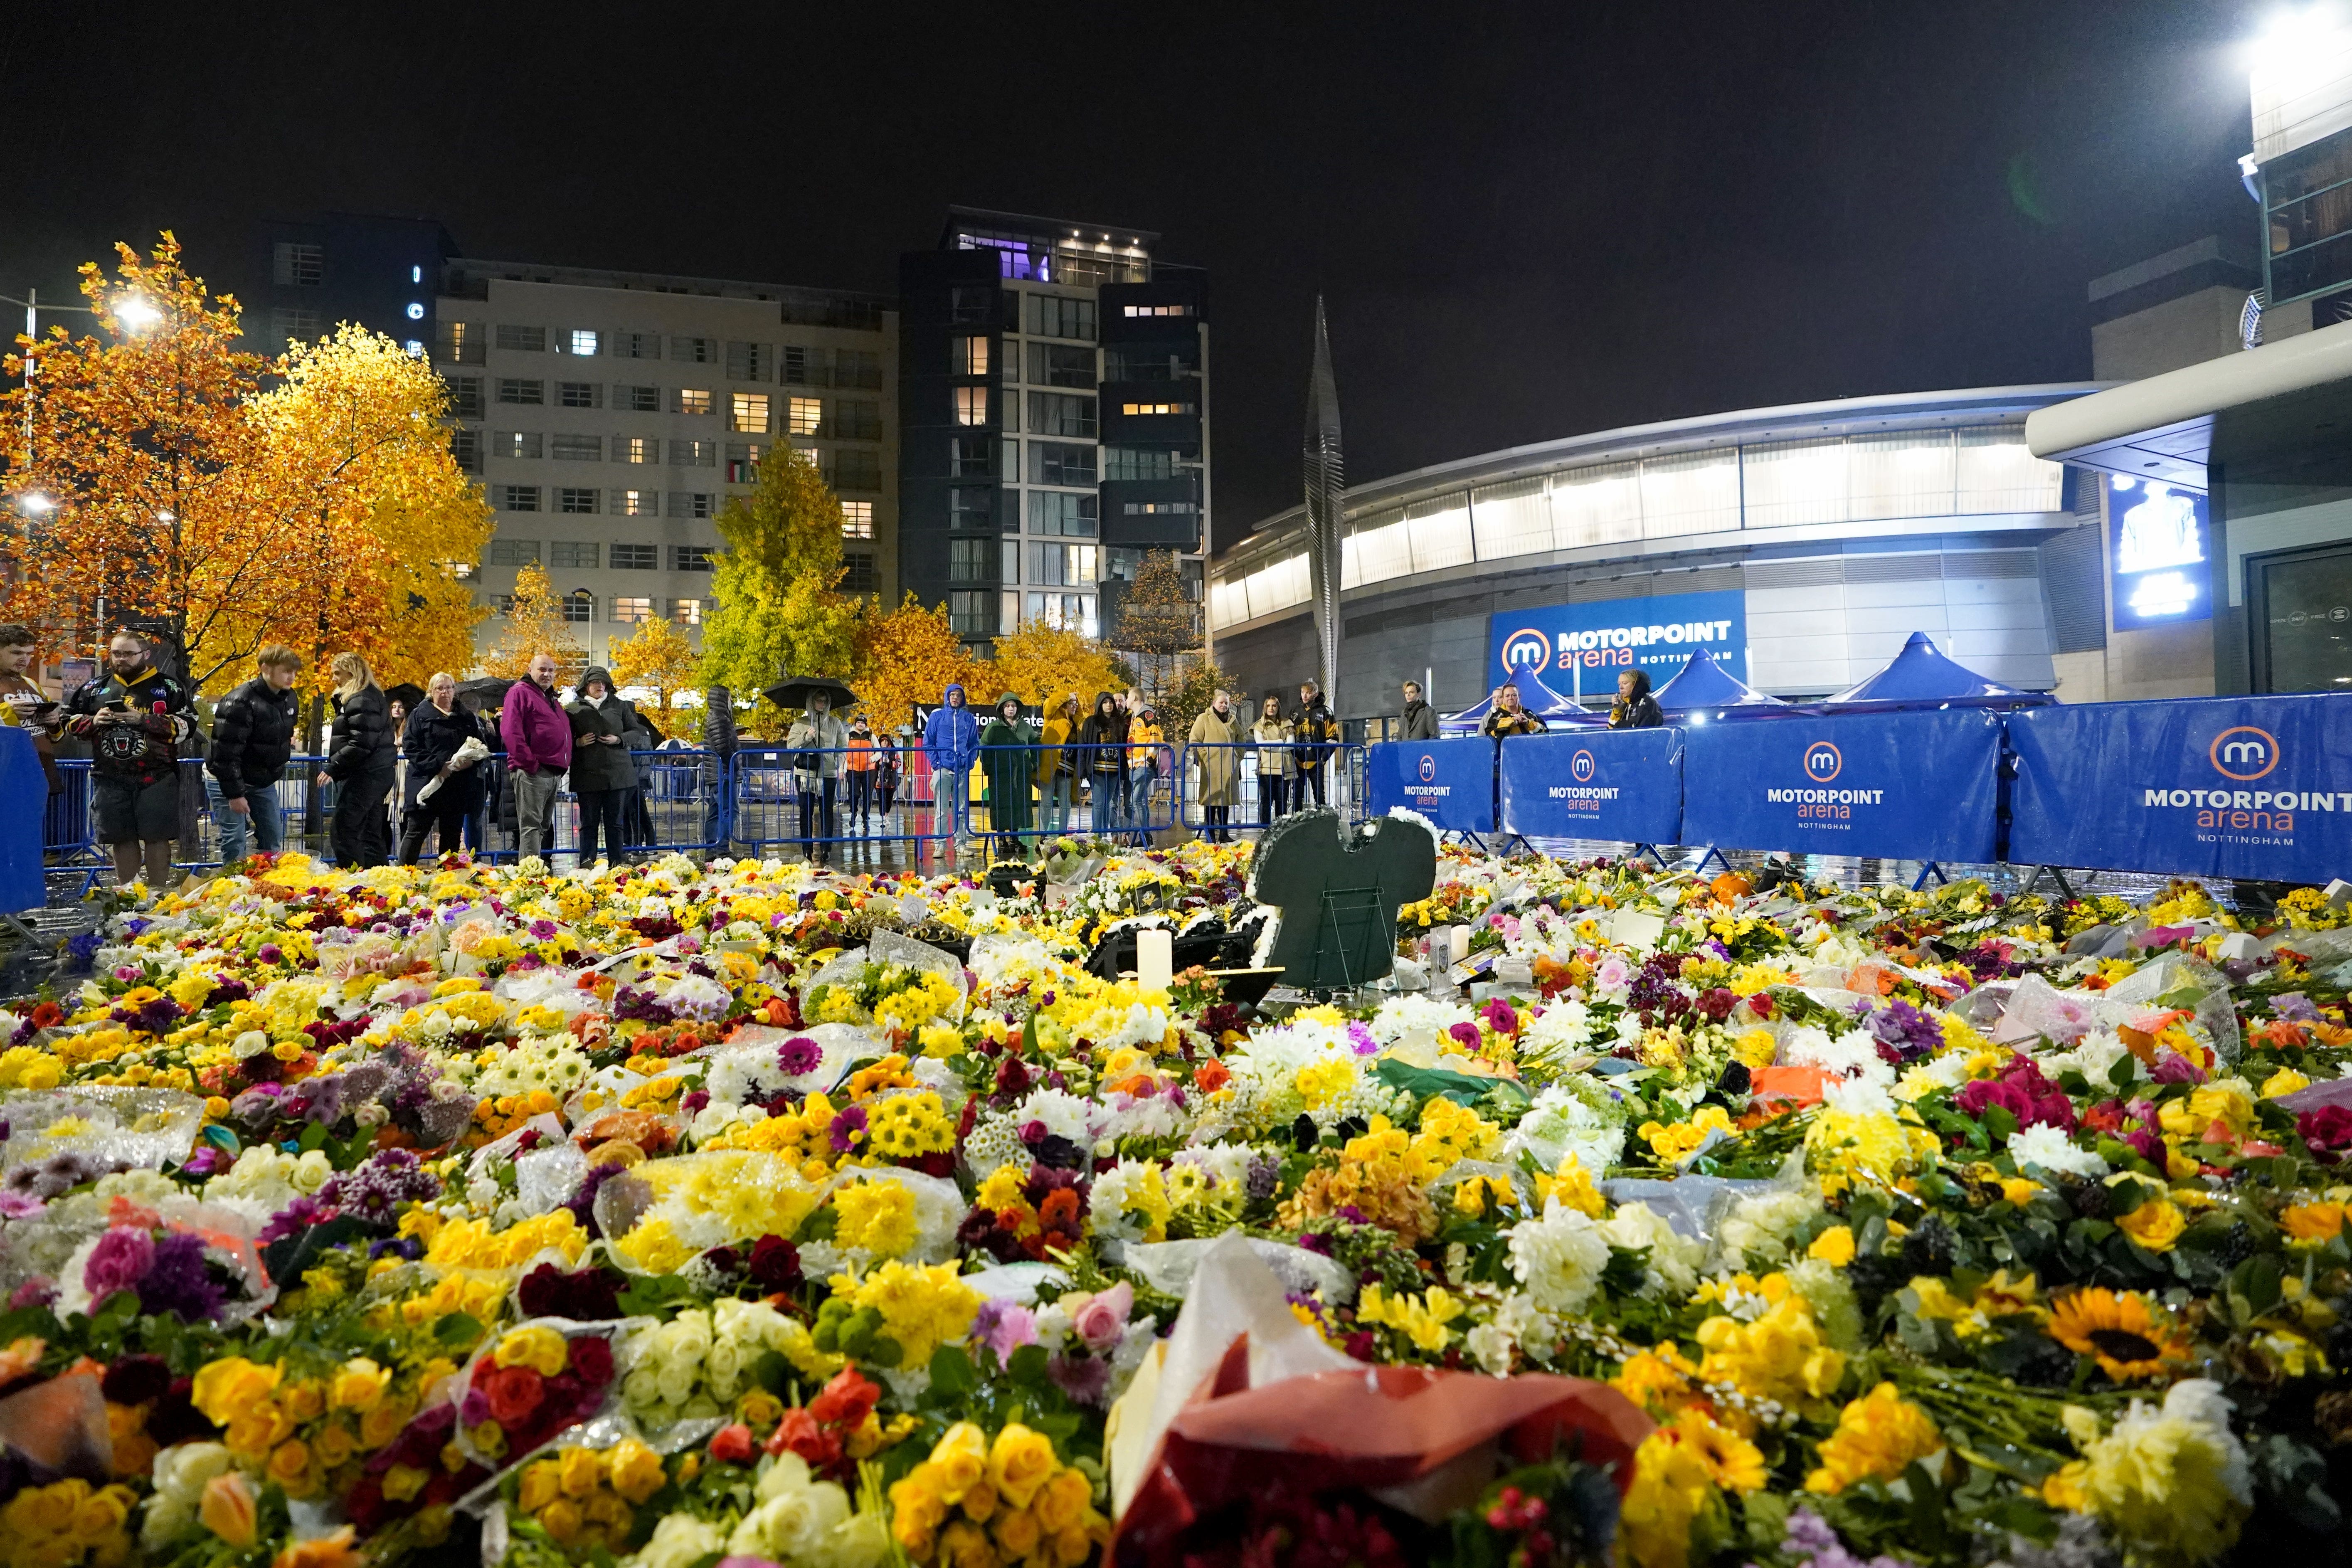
left=1303, top=296, right=1345, bottom=709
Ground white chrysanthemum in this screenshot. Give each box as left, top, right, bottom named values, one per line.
left=1013, top=1087, right=1100, bottom=1145
left=1600, top=1201, right=1704, bottom=1298
left=1716, top=1185, right=1826, bottom=1270
left=1505, top=1080, right=1631, bottom=1174
left=1821, top=1071, right=1897, bottom=1117
left=1894, top=1050, right=1975, bottom=1101
left=1785, top=1026, right=1882, bottom=1079
left=1507, top=1199, right=1612, bottom=1314
left=1087, top=1158, right=1162, bottom=1243
left=1520, top=1000, right=1596, bottom=1062
left=2009, top=1122, right=2108, bottom=1178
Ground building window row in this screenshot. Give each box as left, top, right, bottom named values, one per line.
left=441, top=324, right=881, bottom=387
left=491, top=486, right=719, bottom=517
left=487, top=539, right=719, bottom=572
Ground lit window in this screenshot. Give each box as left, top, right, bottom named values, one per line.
left=567, top=329, right=600, bottom=356
left=437, top=321, right=485, bottom=365
left=562, top=590, right=594, bottom=624
left=611, top=542, right=658, bottom=568
left=841, top=500, right=874, bottom=538
left=954, top=387, right=990, bottom=426
left=616, top=436, right=657, bottom=464
left=1122, top=303, right=1192, bottom=318
left=1120, top=401, right=1194, bottom=416
left=614, top=491, right=659, bottom=518
left=726, top=442, right=764, bottom=483
left=672, top=439, right=716, bottom=467
left=953, top=336, right=991, bottom=376
left=787, top=397, right=823, bottom=436
left=730, top=392, right=769, bottom=433
left=612, top=597, right=653, bottom=623
left=675, top=388, right=713, bottom=416
left=1122, top=500, right=1198, bottom=514
left=495, top=431, right=543, bottom=460
left=671, top=598, right=704, bottom=625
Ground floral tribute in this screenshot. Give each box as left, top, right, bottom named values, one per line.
left=0, top=844, right=2340, bottom=1568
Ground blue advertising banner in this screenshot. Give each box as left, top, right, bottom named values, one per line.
left=1489, top=589, right=1749, bottom=693
left=1499, top=729, right=1685, bottom=845
left=2007, top=696, right=2352, bottom=880
left=1364, top=737, right=1496, bottom=835
left=1680, top=709, right=2003, bottom=861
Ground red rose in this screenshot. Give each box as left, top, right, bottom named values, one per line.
left=482, top=1365, right=543, bottom=1425
left=808, top=1366, right=880, bottom=1431
left=708, top=1423, right=756, bottom=1465
left=567, top=1335, right=614, bottom=1388
left=764, top=1408, right=842, bottom=1471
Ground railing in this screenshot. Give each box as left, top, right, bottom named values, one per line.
left=1174, top=740, right=1368, bottom=836
left=730, top=744, right=954, bottom=865
left=969, top=742, right=1178, bottom=849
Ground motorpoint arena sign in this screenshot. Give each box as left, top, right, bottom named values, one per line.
left=1488, top=589, right=1747, bottom=692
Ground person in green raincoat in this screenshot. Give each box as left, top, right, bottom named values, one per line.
left=978, top=692, right=1038, bottom=856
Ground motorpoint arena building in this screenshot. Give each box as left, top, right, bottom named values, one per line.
left=1207, top=386, right=2111, bottom=737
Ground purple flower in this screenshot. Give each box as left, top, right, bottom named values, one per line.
left=255, top=943, right=284, bottom=965
left=83, top=1226, right=155, bottom=1300
left=138, top=1231, right=228, bottom=1321
left=971, top=1299, right=1039, bottom=1362
left=1480, top=998, right=1518, bottom=1036
left=1346, top=1022, right=1379, bottom=1057
left=1045, top=1350, right=1111, bottom=1406
left=1865, top=998, right=1943, bottom=1064
left=2152, top=1050, right=2207, bottom=1086
left=2276, top=992, right=2320, bottom=1023
left=530, top=920, right=558, bottom=940
left=0, top=1192, right=44, bottom=1220
left=776, top=1036, right=823, bottom=1076
left=828, top=1105, right=870, bottom=1154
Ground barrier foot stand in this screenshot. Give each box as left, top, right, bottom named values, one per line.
left=1911, top=861, right=1950, bottom=892
left=0, top=912, right=35, bottom=944
left=2020, top=865, right=2078, bottom=901
left=1690, top=846, right=1730, bottom=875
left=1628, top=843, right=1666, bottom=869
left=1447, top=831, right=1490, bottom=852
left=1499, top=833, right=1533, bottom=855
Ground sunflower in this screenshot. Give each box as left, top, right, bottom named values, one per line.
left=2047, top=1288, right=2191, bottom=1381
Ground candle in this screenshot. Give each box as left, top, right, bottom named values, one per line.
left=1449, top=925, right=1472, bottom=966
left=1136, top=927, right=1173, bottom=993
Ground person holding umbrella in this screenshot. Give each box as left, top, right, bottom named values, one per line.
left=767, top=675, right=855, bottom=867
left=978, top=693, right=1037, bottom=858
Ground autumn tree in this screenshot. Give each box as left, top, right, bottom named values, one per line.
left=700, top=448, right=866, bottom=737
left=249, top=326, right=493, bottom=699
left=610, top=614, right=700, bottom=737
left=853, top=594, right=980, bottom=737
left=1117, top=550, right=1203, bottom=705
left=481, top=561, right=585, bottom=682
left=989, top=621, right=1124, bottom=711
left=1, top=235, right=281, bottom=685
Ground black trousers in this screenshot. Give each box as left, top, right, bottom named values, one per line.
left=1295, top=763, right=1327, bottom=809
left=799, top=776, right=838, bottom=862
left=576, top=788, right=629, bottom=864
left=398, top=793, right=469, bottom=864
left=845, top=768, right=873, bottom=826
left=1259, top=775, right=1287, bottom=825
left=331, top=770, right=394, bottom=868
left=1203, top=803, right=1231, bottom=842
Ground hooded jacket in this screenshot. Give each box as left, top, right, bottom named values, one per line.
left=922, top=682, right=979, bottom=773
left=567, top=668, right=643, bottom=793
left=1608, top=670, right=1665, bottom=730
left=208, top=676, right=300, bottom=801
left=1076, top=693, right=1127, bottom=777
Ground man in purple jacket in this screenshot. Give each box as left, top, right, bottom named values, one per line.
left=501, top=651, right=574, bottom=859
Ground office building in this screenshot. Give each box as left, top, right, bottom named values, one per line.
left=435, top=259, right=897, bottom=667
left=249, top=212, right=458, bottom=356
left=898, top=208, right=1208, bottom=651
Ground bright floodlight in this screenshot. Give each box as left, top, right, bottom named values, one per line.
left=113, top=295, right=161, bottom=331
left=16, top=493, right=54, bottom=515
left=2249, top=4, right=2349, bottom=76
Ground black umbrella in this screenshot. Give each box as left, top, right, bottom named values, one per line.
left=383, top=681, right=427, bottom=711
left=457, top=676, right=515, bottom=710
left=762, top=674, right=858, bottom=711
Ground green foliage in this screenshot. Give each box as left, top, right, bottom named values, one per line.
left=702, top=449, right=867, bottom=738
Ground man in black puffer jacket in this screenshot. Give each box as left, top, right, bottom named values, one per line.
left=206, top=645, right=302, bottom=864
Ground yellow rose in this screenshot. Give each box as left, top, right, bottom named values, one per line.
left=2116, top=1198, right=2186, bottom=1252
left=991, top=1506, right=1042, bottom=1558
left=283, top=1380, right=326, bottom=1423
left=518, top=1461, right=561, bottom=1514
left=1032, top=1469, right=1092, bottom=1535
left=558, top=1446, right=604, bottom=1499
left=984, top=1423, right=1058, bottom=1511
left=609, top=1438, right=666, bottom=1505
left=383, top=1465, right=431, bottom=1503
left=538, top=1498, right=584, bottom=1545
left=330, top=1358, right=389, bottom=1412
left=360, top=1393, right=414, bottom=1450
left=931, top=1423, right=989, bottom=1501
left=268, top=1438, right=313, bottom=1489
left=191, top=1357, right=282, bottom=1425
left=495, top=1326, right=572, bottom=1378
left=73, top=1485, right=131, bottom=1536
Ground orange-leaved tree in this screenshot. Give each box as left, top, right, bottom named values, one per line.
left=0, top=235, right=282, bottom=686
left=853, top=593, right=981, bottom=737
left=610, top=614, right=701, bottom=737
left=989, top=620, right=1124, bottom=711
left=481, top=561, right=585, bottom=682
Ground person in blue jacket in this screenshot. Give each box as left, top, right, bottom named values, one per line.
left=922, top=682, right=980, bottom=859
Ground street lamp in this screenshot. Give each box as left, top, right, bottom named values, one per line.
left=112, top=295, right=161, bottom=333
left=13, top=493, right=53, bottom=515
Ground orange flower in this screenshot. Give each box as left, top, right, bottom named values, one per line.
left=1192, top=1058, right=1231, bottom=1094
left=2047, top=1288, right=2190, bottom=1381
left=273, top=1526, right=364, bottom=1568
left=200, top=1472, right=258, bottom=1548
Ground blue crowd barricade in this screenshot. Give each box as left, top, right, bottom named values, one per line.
left=1364, top=736, right=1498, bottom=835
left=1499, top=728, right=1684, bottom=846
left=2008, top=695, right=2352, bottom=881
left=44, top=759, right=95, bottom=858
left=966, top=742, right=1157, bottom=847
left=1680, top=708, right=2004, bottom=865
left=0, top=730, right=42, bottom=911
left=1177, top=742, right=1295, bottom=838
left=731, top=745, right=958, bottom=864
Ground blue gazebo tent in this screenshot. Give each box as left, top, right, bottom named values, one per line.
left=1651, top=648, right=1796, bottom=720
left=1440, top=658, right=1604, bottom=733
left=1816, top=631, right=2056, bottom=713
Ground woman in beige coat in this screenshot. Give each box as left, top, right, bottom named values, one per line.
left=1249, top=693, right=1293, bottom=829
left=1186, top=690, right=1241, bottom=842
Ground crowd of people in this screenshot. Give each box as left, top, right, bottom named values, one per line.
left=2, top=630, right=1681, bottom=885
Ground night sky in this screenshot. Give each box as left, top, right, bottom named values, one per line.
left=3, top=1, right=2258, bottom=550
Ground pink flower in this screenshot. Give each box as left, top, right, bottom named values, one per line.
left=1072, top=1282, right=1132, bottom=1354
left=975, top=1300, right=1038, bottom=1362
left=84, top=1226, right=155, bottom=1300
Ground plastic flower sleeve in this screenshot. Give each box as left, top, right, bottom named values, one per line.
left=449, top=1317, right=641, bottom=1472
left=0, top=1087, right=205, bottom=1174
left=1122, top=1233, right=1359, bottom=1306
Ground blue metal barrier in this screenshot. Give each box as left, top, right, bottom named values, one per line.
left=972, top=741, right=1178, bottom=851
left=731, top=745, right=956, bottom=866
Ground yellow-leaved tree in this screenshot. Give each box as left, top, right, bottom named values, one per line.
left=249, top=325, right=494, bottom=700
left=481, top=561, right=585, bottom=682
left=700, top=447, right=867, bottom=738
left=989, top=621, right=1124, bottom=711
left=610, top=614, right=701, bottom=737
left=853, top=594, right=981, bottom=737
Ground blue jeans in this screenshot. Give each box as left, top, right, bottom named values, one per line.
left=1128, top=767, right=1159, bottom=843
left=1040, top=773, right=1072, bottom=836
left=206, top=774, right=283, bottom=863
left=1088, top=770, right=1123, bottom=836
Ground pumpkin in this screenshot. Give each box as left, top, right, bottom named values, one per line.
left=1709, top=871, right=1753, bottom=903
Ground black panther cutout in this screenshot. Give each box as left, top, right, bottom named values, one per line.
left=1247, top=809, right=1437, bottom=991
